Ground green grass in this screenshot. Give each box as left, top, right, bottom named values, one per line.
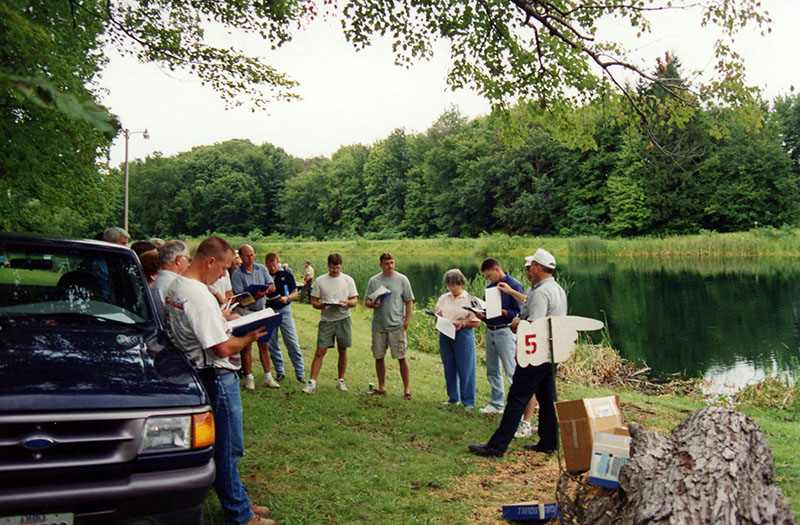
left=202, top=303, right=800, bottom=523
left=184, top=229, right=800, bottom=263
left=0, top=268, right=61, bottom=286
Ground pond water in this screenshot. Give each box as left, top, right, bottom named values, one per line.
left=286, top=253, right=800, bottom=391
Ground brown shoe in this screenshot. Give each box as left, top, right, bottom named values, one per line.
left=251, top=503, right=269, bottom=517
left=246, top=515, right=275, bottom=525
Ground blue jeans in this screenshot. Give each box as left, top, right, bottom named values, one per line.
left=438, top=328, right=476, bottom=407
left=212, top=372, right=254, bottom=524
left=268, top=305, right=305, bottom=380
left=485, top=327, right=516, bottom=410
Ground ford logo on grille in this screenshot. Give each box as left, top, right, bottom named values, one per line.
left=23, top=437, right=55, bottom=450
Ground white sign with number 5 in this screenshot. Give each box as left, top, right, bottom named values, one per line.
left=515, top=316, right=604, bottom=368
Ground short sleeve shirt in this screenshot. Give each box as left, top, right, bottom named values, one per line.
left=519, top=277, right=568, bottom=321
left=312, top=272, right=358, bottom=322
left=164, top=275, right=239, bottom=371
left=435, top=291, right=478, bottom=325
left=151, top=269, right=179, bottom=322
left=268, top=269, right=297, bottom=310
left=208, top=272, right=232, bottom=297
left=366, top=271, right=415, bottom=332
left=230, top=263, right=274, bottom=310
left=484, top=274, right=525, bottom=326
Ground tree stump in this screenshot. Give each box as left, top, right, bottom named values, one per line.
left=557, top=407, right=796, bottom=524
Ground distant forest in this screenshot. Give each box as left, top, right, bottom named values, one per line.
left=38, top=61, right=800, bottom=240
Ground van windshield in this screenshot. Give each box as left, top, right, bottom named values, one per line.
left=0, top=242, right=151, bottom=325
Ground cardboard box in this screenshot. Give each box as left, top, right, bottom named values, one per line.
left=555, top=396, right=623, bottom=472
left=588, top=427, right=631, bottom=488
left=502, top=501, right=559, bottom=522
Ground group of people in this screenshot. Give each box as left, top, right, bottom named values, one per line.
left=106, top=225, right=568, bottom=523
left=430, top=249, right=566, bottom=457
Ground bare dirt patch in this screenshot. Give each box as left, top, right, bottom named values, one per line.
left=446, top=449, right=563, bottom=523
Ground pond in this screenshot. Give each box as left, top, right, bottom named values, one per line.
left=285, top=253, right=800, bottom=392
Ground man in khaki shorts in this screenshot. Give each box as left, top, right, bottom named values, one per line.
left=364, top=252, right=415, bottom=399
left=303, top=253, right=358, bottom=394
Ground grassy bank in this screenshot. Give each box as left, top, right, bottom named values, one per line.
left=181, top=229, right=800, bottom=261
left=202, top=303, right=799, bottom=524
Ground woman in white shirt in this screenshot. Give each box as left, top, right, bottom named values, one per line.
left=435, top=268, right=480, bottom=408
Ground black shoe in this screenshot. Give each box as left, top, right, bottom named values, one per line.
left=275, top=373, right=285, bottom=382
left=468, top=444, right=504, bottom=457
left=523, top=443, right=556, bottom=455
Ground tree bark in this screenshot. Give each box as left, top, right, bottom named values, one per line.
left=557, top=407, right=796, bottom=524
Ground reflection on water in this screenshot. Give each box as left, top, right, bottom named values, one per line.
left=564, top=257, right=800, bottom=389
left=286, top=253, right=800, bottom=390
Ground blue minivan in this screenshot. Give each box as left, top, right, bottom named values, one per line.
left=0, top=234, right=215, bottom=524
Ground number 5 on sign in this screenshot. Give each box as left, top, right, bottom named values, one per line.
left=516, top=316, right=604, bottom=368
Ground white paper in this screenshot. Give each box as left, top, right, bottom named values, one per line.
left=484, top=287, right=502, bottom=319
left=367, top=285, right=391, bottom=302
left=226, top=307, right=278, bottom=333
left=469, top=296, right=486, bottom=311
left=436, top=315, right=456, bottom=340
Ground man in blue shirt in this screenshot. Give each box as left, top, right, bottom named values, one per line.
left=264, top=252, right=305, bottom=385
left=469, top=248, right=567, bottom=458
left=231, top=244, right=277, bottom=390
left=475, top=258, right=525, bottom=414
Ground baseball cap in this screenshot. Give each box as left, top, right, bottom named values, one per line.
left=525, top=248, right=556, bottom=270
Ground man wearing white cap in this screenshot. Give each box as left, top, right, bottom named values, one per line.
left=469, top=248, right=566, bottom=457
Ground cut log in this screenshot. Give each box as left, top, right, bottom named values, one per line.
left=557, top=407, right=796, bottom=524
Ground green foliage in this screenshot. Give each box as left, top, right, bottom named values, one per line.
left=100, top=0, right=308, bottom=108
left=121, top=73, right=798, bottom=241
left=341, top=1, right=768, bottom=116
left=127, top=140, right=294, bottom=238
left=773, top=94, right=800, bottom=172
left=1, top=0, right=117, bottom=235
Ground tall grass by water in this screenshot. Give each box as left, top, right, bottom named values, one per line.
left=568, top=227, right=800, bottom=258
left=184, top=229, right=800, bottom=268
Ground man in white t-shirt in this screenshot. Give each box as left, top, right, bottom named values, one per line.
left=163, top=236, right=274, bottom=525
left=302, top=253, right=358, bottom=394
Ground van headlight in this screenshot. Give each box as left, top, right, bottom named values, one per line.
left=139, top=412, right=215, bottom=454
left=139, top=416, right=191, bottom=454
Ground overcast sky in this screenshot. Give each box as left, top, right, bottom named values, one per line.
left=101, top=1, right=799, bottom=168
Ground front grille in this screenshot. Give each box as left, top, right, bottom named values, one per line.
left=0, top=415, right=142, bottom=472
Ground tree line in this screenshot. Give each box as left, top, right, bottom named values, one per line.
left=3, top=1, right=780, bottom=239
left=118, top=61, right=800, bottom=240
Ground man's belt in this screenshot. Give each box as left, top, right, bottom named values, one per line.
left=215, top=368, right=235, bottom=376
left=487, top=324, right=511, bottom=330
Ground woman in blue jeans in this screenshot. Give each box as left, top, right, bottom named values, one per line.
left=435, top=269, right=480, bottom=408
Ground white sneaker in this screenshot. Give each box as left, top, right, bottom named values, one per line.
left=263, top=374, right=280, bottom=389
left=514, top=419, right=532, bottom=439
left=244, top=375, right=255, bottom=391
left=479, top=404, right=504, bottom=415
left=301, top=379, right=317, bottom=394
left=336, top=378, right=348, bottom=391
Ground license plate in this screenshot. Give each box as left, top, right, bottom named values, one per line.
left=0, top=514, right=74, bottom=525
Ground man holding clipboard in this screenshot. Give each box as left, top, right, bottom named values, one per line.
left=163, top=236, right=274, bottom=525
left=230, top=244, right=277, bottom=390
left=364, top=252, right=415, bottom=399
